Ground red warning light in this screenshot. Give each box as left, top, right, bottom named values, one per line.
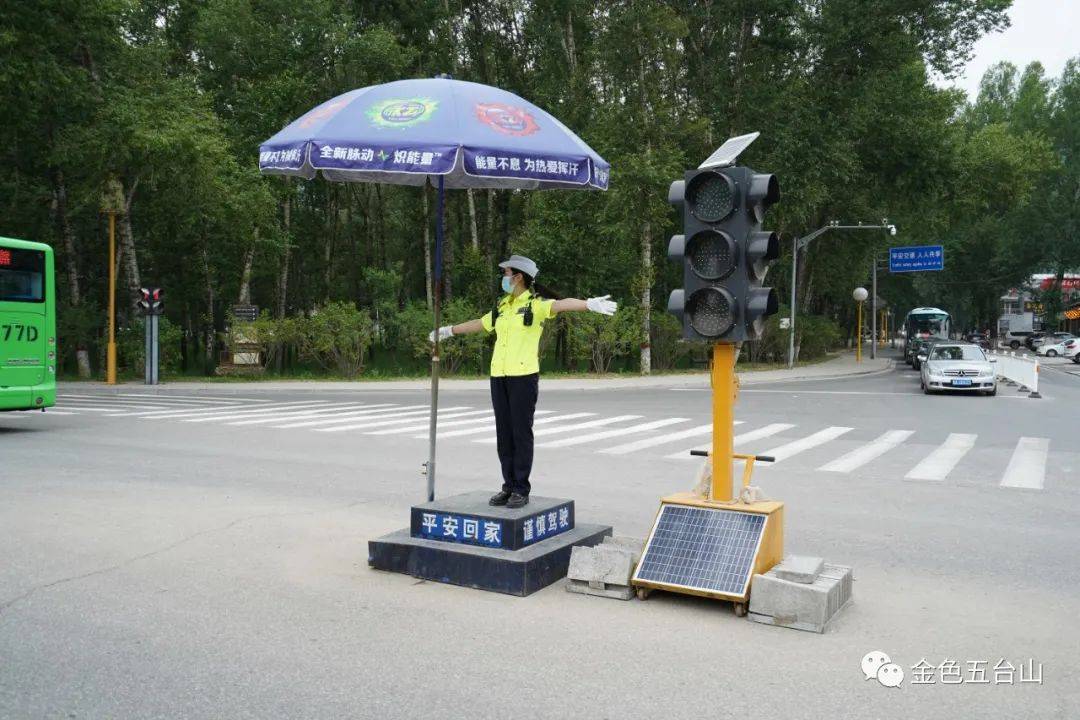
left=0, top=249, right=10, bottom=266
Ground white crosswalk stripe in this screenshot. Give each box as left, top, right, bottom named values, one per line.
left=537, top=417, right=689, bottom=449
left=1000, top=437, right=1050, bottom=490
left=181, top=402, right=334, bottom=422
left=474, top=415, right=643, bottom=444
left=273, top=404, right=432, bottom=429
left=132, top=400, right=323, bottom=419
left=418, top=412, right=596, bottom=439
left=365, top=411, right=556, bottom=436
left=760, top=426, right=854, bottom=463
left=665, top=422, right=793, bottom=460
left=600, top=423, right=714, bottom=455
left=317, top=407, right=478, bottom=433
left=227, top=403, right=393, bottom=426
left=819, top=430, right=915, bottom=473
left=905, top=433, right=977, bottom=481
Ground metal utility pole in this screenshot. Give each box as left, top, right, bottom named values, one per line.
left=788, top=221, right=896, bottom=368
left=871, top=257, right=877, bottom=360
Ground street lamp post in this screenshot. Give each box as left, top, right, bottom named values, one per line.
left=787, top=221, right=897, bottom=368
left=853, top=286, right=869, bottom=362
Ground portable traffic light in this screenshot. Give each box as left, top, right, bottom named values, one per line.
left=138, top=287, right=164, bottom=316
left=667, top=166, right=780, bottom=342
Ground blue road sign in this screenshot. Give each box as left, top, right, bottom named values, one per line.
left=890, top=245, right=943, bottom=272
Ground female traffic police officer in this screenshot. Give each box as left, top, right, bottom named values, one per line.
left=430, top=255, right=617, bottom=509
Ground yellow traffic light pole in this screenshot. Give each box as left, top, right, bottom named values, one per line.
left=710, top=343, right=735, bottom=501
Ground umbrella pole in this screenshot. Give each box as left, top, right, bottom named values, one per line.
left=426, top=176, right=445, bottom=502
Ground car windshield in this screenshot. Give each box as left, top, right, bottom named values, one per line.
left=931, top=346, right=985, bottom=361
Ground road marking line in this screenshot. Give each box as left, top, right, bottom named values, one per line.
left=274, top=405, right=431, bottom=429
left=366, top=411, right=555, bottom=436
left=54, top=405, right=165, bottom=412
left=63, top=392, right=260, bottom=404
left=760, top=426, right=854, bottom=463
left=600, top=424, right=715, bottom=455
left=905, top=433, right=977, bottom=481
left=418, top=413, right=596, bottom=439
left=819, top=429, right=915, bottom=473
left=317, top=407, right=479, bottom=433
left=226, top=404, right=393, bottom=426
left=1000, top=437, right=1050, bottom=490
left=133, top=400, right=325, bottom=419
left=665, top=423, right=792, bottom=460
left=537, top=418, right=690, bottom=449
left=473, top=415, right=643, bottom=444
left=180, top=402, right=336, bottom=422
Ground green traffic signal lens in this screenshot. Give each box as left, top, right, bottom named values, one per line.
left=687, top=287, right=735, bottom=338
left=687, top=230, right=736, bottom=280
left=687, top=172, right=734, bottom=223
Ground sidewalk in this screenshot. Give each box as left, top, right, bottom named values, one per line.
left=61, top=351, right=892, bottom=394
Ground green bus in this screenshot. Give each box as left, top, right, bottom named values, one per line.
left=0, top=236, right=56, bottom=411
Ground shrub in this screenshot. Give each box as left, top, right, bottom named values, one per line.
left=389, top=298, right=489, bottom=375
left=567, top=307, right=638, bottom=373
left=649, top=310, right=690, bottom=370
left=293, top=301, right=374, bottom=377
left=116, top=315, right=182, bottom=376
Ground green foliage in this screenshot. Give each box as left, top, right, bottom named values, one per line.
left=115, top=316, right=182, bottom=377
left=293, top=301, right=374, bottom=378
left=568, top=309, right=638, bottom=373
left=649, top=310, right=690, bottom=371
left=5, top=0, right=1079, bottom=377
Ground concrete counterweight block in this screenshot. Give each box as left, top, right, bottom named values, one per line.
left=566, top=539, right=641, bottom=601
left=748, top=563, right=853, bottom=633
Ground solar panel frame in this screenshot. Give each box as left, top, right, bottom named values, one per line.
left=632, top=503, right=768, bottom=600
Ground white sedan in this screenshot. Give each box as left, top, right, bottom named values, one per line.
left=919, top=343, right=997, bottom=396
left=1036, top=338, right=1080, bottom=358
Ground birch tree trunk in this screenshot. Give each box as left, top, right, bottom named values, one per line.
left=466, top=188, right=479, bottom=251
left=53, top=168, right=92, bottom=378
left=238, top=228, right=256, bottom=305
left=119, top=178, right=142, bottom=298
left=202, top=243, right=216, bottom=369
left=640, top=214, right=652, bottom=375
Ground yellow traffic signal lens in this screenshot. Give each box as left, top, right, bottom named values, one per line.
left=687, top=230, right=736, bottom=280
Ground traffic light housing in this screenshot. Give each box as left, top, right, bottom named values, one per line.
left=138, top=287, right=164, bottom=316
left=667, top=166, right=780, bottom=342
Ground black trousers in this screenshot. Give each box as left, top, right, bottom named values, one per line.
left=490, top=373, right=539, bottom=496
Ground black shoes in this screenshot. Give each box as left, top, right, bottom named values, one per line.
left=489, top=490, right=529, bottom=508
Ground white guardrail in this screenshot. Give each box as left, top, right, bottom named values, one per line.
left=988, top=350, right=1041, bottom=398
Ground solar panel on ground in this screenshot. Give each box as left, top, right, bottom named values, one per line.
left=634, top=504, right=767, bottom=598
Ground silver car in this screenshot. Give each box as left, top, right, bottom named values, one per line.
left=919, top=343, right=997, bottom=396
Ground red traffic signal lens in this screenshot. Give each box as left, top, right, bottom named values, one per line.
left=687, top=172, right=734, bottom=223
left=687, top=287, right=735, bottom=338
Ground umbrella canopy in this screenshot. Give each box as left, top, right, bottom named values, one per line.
left=259, top=77, right=609, bottom=191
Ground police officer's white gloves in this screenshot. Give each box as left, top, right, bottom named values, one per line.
left=587, top=295, right=617, bottom=316
left=428, top=325, right=454, bottom=343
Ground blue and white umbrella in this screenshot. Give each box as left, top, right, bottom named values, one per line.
left=259, top=76, right=610, bottom=499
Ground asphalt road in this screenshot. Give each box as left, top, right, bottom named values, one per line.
left=2, top=349, right=1077, bottom=719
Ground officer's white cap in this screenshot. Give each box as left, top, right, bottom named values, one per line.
left=498, top=255, right=539, bottom=278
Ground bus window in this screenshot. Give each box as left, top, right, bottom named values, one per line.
left=0, top=248, right=45, bottom=303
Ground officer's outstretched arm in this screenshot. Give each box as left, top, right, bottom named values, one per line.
left=552, top=296, right=617, bottom=316
left=429, top=318, right=486, bottom=343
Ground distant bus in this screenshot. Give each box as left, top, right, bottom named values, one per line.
left=0, top=237, right=56, bottom=411
left=903, top=307, right=951, bottom=361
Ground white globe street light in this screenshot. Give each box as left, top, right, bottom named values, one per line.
left=853, top=287, right=869, bottom=362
